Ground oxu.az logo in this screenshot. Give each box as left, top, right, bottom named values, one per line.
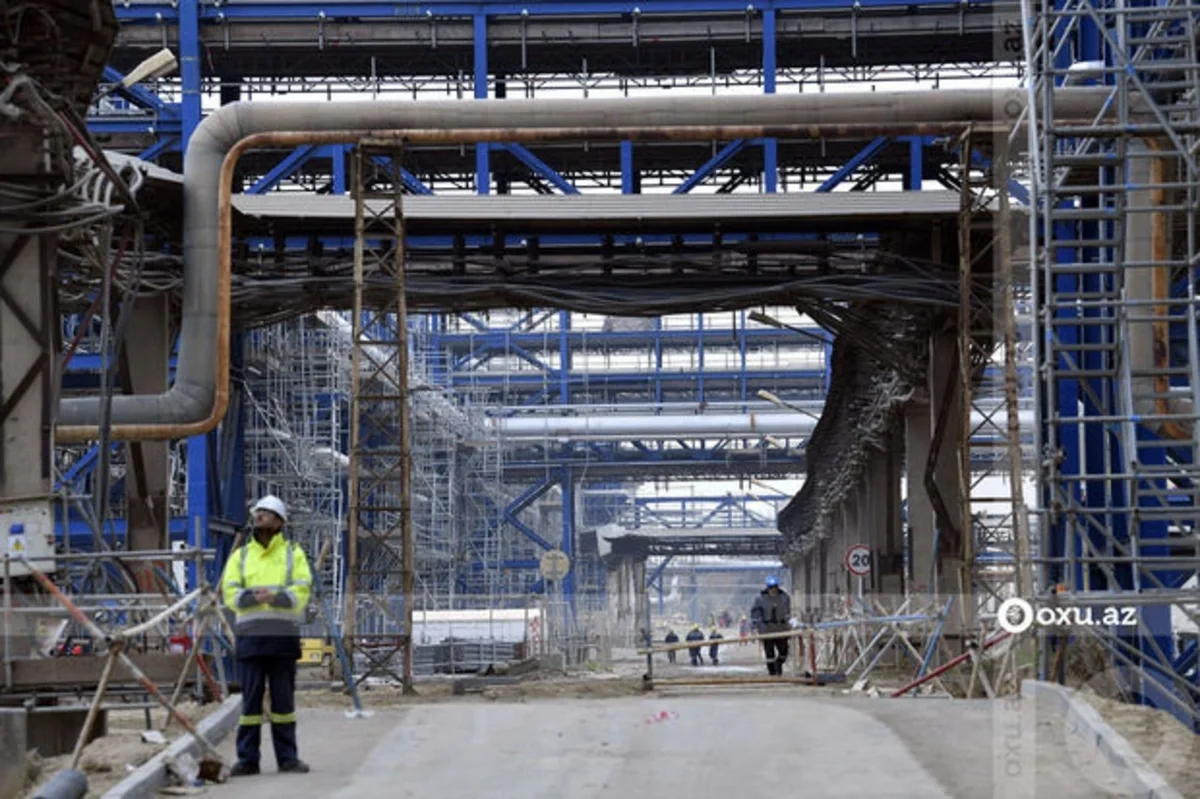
left=996, top=597, right=1137, bottom=634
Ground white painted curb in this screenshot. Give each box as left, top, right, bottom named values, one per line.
left=1020, top=679, right=1183, bottom=799
left=101, top=694, right=240, bottom=799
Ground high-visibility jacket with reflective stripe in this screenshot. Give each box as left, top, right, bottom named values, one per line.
left=220, top=532, right=312, bottom=658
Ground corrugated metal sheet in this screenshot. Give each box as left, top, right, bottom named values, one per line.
left=232, top=191, right=966, bottom=224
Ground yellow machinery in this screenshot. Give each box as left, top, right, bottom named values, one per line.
left=299, top=637, right=333, bottom=668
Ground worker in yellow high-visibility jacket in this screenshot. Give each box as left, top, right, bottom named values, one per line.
left=221, top=494, right=313, bottom=777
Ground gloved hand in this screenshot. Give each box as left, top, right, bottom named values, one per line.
left=788, top=617, right=801, bottom=629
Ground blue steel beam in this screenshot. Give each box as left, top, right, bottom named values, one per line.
left=57, top=517, right=190, bottom=547
left=114, top=0, right=1002, bottom=22
left=498, top=144, right=580, bottom=194
left=247, top=145, right=319, bottom=195
left=673, top=139, right=749, bottom=194
left=64, top=354, right=177, bottom=373
left=369, top=154, right=434, bottom=195
left=816, top=137, right=891, bottom=192
left=474, top=14, right=489, bottom=194
left=762, top=9, right=777, bottom=193
left=138, top=137, right=179, bottom=162
left=86, top=116, right=180, bottom=136
left=100, top=67, right=179, bottom=116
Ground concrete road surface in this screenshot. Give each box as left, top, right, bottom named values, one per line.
left=207, top=693, right=1132, bottom=799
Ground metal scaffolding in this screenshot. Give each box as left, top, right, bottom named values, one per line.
left=956, top=129, right=1035, bottom=631
left=243, top=317, right=349, bottom=617
left=1025, top=0, right=1200, bottom=728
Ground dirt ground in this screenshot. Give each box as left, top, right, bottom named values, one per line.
left=19, top=700, right=221, bottom=799
left=1075, top=688, right=1200, bottom=798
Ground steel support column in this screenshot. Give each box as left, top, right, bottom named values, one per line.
left=345, top=144, right=416, bottom=690
left=0, top=129, right=57, bottom=500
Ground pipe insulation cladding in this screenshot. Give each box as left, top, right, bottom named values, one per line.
left=491, top=410, right=1036, bottom=441
left=56, top=88, right=1116, bottom=441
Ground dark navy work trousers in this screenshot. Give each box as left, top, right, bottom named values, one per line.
left=236, top=656, right=299, bottom=767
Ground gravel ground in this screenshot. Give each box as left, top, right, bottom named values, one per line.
left=19, top=700, right=222, bottom=799
left=1075, top=689, right=1200, bottom=798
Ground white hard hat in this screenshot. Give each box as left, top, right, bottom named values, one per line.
left=250, top=495, right=288, bottom=523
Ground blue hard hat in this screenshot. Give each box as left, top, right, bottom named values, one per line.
left=765, top=575, right=779, bottom=588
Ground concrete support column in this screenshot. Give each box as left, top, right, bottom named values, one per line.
left=880, top=428, right=905, bottom=597
left=860, top=456, right=886, bottom=595
left=906, top=398, right=936, bottom=595
left=816, top=535, right=829, bottom=613
left=929, top=331, right=965, bottom=602
left=826, top=509, right=842, bottom=606
left=842, top=501, right=860, bottom=598
left=631, top=558, right=648, bottom=646
left=0, top=130, right=56, bottom=499
left=123, top=297, right=172, bottom=590
left=803, top=550, right=814, bottom=612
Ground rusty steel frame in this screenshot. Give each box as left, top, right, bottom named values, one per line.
left=344, top=143, right=416, bottom=691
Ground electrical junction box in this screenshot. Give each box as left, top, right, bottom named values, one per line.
left=0, top=498, right=54, bottom=578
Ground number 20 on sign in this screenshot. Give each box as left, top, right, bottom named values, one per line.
left=845, top=545, right=871, bottom=577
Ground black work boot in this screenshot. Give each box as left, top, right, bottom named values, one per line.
left=230, top=761, right=260, bottom=777
left=279, top=760, right=311, bottom=774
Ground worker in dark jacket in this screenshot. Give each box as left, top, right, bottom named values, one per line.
left=708, top=627, right=724, bottom=665
left=685, top=624, right=705, bottom=666
left=221, top=495, right=313, bottom=776
left=750, top=575, right=795, bottom=675
left=664, top=629, right=679, bottom=664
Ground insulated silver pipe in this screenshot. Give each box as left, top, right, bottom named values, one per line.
left=58, top=89, right=1114, bottom=433
left=493, top=409, right=1036, bottom=441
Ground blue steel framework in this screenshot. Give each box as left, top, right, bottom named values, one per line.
left=1025, top=0, right=1200, bottom=728
left=75, top=2, right=1032, bottom=612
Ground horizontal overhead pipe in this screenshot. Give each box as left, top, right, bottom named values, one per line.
left=56, top=89, right=1115, bottom=441
left=493, top=410, right=1035, bottom=441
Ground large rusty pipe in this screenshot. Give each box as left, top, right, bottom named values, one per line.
left=1127, top=138, right=1192, bottom=441
left=1148, top=140, right=1191, bottom=440
left=54, top=89, right=1117, bottom=441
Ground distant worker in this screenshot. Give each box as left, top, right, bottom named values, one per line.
left=685, top=623, right=706, bottom=666
left=750, top=575, right=797, bottom=676
left=708, top=627, right=724, bottom=665
left=221, top=495, right=313, bottom=776
left=738, top=616, right=750, bottom=644
left=664, top=629, right=679, bottom=664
